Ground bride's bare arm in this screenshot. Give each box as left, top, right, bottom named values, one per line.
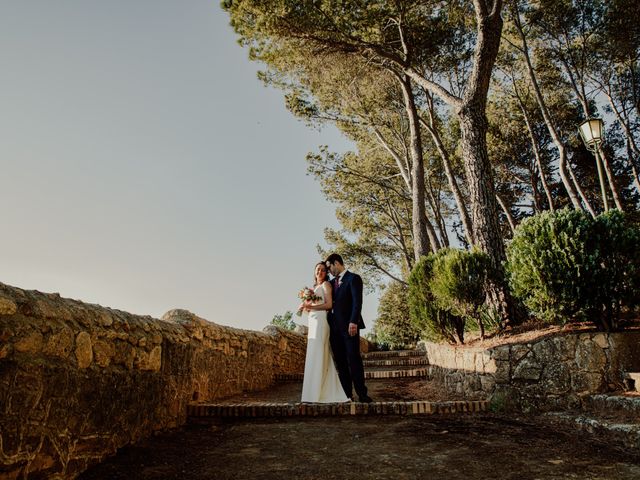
left=304, top=281, right=333, bottom=311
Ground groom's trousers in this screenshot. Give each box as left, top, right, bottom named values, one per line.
left=329, top=326, right=368, bottom=400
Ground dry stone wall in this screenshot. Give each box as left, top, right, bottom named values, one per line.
left=0, top=282, right=306, bottom=479
left=421, top=331, right=640, bottom=412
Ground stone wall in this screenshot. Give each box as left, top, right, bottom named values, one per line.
left=421, top=331, right=640, bottom=412
left=0, top=282, right=306, bottom=479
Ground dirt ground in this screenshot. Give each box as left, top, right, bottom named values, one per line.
left=79, top=414, right=640, bottom=480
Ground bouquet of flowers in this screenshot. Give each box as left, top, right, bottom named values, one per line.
left=296, top=287, right=321, bottom=316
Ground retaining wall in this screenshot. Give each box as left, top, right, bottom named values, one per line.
left=421, top=331, right=640, bottom=412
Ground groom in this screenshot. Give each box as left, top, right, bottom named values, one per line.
left=325, top=253, right=372, bottom=403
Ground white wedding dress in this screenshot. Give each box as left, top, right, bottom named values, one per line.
left=301, top=283, right=350, bottom=403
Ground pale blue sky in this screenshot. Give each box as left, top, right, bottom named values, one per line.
left=0, top=1, right=378, bottom=331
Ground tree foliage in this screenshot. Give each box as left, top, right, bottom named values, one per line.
left=506, top=208, right=640, bottom=330
left=408, top=253, right=466, bottom=345
left=271, top=311, right=296, bottom=331
left=370, top=281, right=420, bottom=350
left=223, top=0, right=640, bottom=340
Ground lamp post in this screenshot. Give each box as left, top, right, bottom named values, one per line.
left=578, top=118, right=609, bottom=212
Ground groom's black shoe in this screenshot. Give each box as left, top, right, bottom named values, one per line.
left=359, top=395, right=373, bottom=403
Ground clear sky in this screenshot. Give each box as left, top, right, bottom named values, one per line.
left=0, top=1, right=378, bottom=332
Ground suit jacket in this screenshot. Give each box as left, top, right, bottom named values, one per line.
left=329, top=271, right=366, bottom=331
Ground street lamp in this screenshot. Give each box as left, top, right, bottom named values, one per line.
left=578, top=118, right=609, bottom=212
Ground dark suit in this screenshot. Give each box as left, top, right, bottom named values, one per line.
left=327, top=270, right=368, bottom=399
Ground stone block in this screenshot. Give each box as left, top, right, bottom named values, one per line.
left=0, top=342, right=12, bottom=359
left=592, top=333, right=608, bottom=349
left=575, top=339, right=607, bottom=373
left=0, top=282, right=309, bottom=480
left=0, top=294, right=17, bottom=315
left=43, top=327, right=74, bottom=359
left=490, top=346, right=509, bottom=361
left=14, top=330, right=44, bottom=354
left=494, top=360, right=510, bottom=383
left=479, top=374, right=496, bottom=393
left=93, top=340, right=115, bottom=368
left=571, top=372, right=604, bottom=393
left=541, top=362, right=571, bottom=394
left=512, top=354, right=542, bottom=381
left=482, top=354, right=497, bottom=374
left=475, top=353, right=485, bottom=372
left=112, top=342, right=135, bottom=370
left=551, top=335, right=578, bottom=360
left=510, top=344, right=530, bottom=363
left=531, top=339, right=556, bottom=362
left=463, top=352, right=476, bottom=372
left=148, top=346, right=162, bottom=371
left=75, top=332, right=93, bottom=369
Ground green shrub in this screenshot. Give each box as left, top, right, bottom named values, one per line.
left=408, top=253, right=465, bottom=344
left=271, top=311, right=296, bottom=330
left=372, top=281, right=420, bottom=350
left=429, top=248, right=497, bottom=338
left=591, top=210, right=640, bottom=328
left=506, top=208, right=591, bottom=324
left=432, top=247, right=490, bottom=310
left=505, top=208, right=640, bottom=330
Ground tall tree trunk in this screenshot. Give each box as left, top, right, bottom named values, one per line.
left=458, top=102, right=515, bottom=323
left=458, top=104, right=504, bottom=263
left=425, top=182, right=450, bottom=248
left=403, top=0, right=517, bottom=323
left=565, top=155, right=597, bottom=217
left=418, top=107, right=475, bottom=246
left=512, top=80, right=555, bottom=211
left=399, top=74, right=431, bottom=259
left=495, top=192, right=516, bottom=234
left=625, top=141, right=640, bottom=193
left=598, top=148, right=624, bottom=211
left=599, top=85, right=640, bottom=193
left=510, top=0, right=587, bottom=212
left=558, top=57, right=625, bottom=212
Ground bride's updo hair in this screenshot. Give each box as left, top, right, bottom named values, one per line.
left=314, top=262, right=328, bottom=286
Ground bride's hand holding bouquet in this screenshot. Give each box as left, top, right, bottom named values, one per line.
left=296, top=287, right=321, bottom=316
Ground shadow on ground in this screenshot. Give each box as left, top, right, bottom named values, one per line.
left=80, top=414, right=640, bottom=480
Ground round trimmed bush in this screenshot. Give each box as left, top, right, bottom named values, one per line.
left=408, top=252, right=465, bottom=344
left=505, top=208, right=640, bottom=330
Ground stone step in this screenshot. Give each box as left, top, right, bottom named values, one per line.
left=187, top=399, right=488, bottom=419
left=363, top=357, right=429, bottom=368
left=545, top=410, right=640, bottom=451
left=363, top=350, right=424, bottom=359
left=584, top=393, right=640, bottom=418
left=624, top=372, right=640, bottom=392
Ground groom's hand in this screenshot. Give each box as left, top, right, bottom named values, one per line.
left=348, top=323, right=357, bottom=336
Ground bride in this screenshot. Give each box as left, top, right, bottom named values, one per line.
left=299, top=262, right=350, bottom=403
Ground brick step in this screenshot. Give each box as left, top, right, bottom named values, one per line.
left=365, top=367, right=428, bottom=379
left=363, top=357, right=429, bottom=368
left=624, top=372, right=640, bottom=392
left=276, top=367, right=428, bottom=382
left=363, top=350, right=424, bottom=359
left=187, top=399, right=488, bottom=419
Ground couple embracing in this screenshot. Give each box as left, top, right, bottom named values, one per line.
left=299, top=253, right=372, bottom=404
